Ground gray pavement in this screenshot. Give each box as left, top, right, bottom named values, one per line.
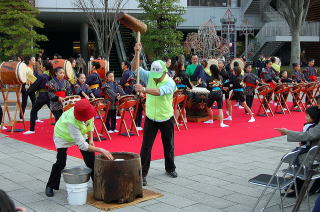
left=0, top=106, right=318, bottom=211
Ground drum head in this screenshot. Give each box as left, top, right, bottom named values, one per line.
left=65, top=60, right=75, bottom=82
left=207, top=59, right=218, bottom=69
left=231, top=58, right=245, bottom=71
left=17, top=62, right=27, bottom=84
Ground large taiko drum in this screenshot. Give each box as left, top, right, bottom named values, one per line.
left=186, top=87, right=210, bottom=122
left=51, top=59, right=76, bottom=84
left=88, top=59, right=109, bottom=80
left=0, top=61, right=27, bottom=85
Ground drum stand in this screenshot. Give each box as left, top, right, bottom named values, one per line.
left=256, top=91, right=274, bottom=117
left=301, top=83, right=317, bottom=106
left=290, top=87, right=305, bottom=112
left=274, top=88, right=291, bottom=115
left=118, top=99, right=140, bottom=138
left=0, top=84, right=26, bottom=132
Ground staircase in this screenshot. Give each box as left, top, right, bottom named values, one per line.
left=253, top=41, right=284, bottom=61
left=108, top=25, right=135, bottom=77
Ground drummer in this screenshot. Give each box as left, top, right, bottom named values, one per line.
left=74, top=73, right=95, bottom=100
left=23, top=62, right=52, bottom=135
left=303, top=58, right=317, bottom=82
left=103, top=72, right=125, bottom=133
left=292, top=63, right=307, bottom=110
left=119, top=61, right=134, bottom=95
left=47, top=67, right=72, bottom=121
left=86, top=61, right=102, bottom=97
left=261, top=60, right=280, bottom=111
left=45, top=99, right=114, bottom=197
left=20, top=56, right=37, bottom=120
left=186, top=55, right=205, bottom=87
left=173, top=61, right=192, bottom=122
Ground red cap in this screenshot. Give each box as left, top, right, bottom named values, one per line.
left=74, top=99, right=96, bottom=121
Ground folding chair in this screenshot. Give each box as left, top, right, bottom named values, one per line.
left=283, top=146, right=320, bottom=212
left=290, top=83, right=306, bottom=112
left=173, top=93, right=188, bottom=131
left=249, top=150, right=300, bottom=212
left=301, top=82, right=317, bottom=107
left=118, top=99, right=140, bottom=138
left=256, top=85, right=274, bottom=117
left=274, top=84, right=291, bottom=114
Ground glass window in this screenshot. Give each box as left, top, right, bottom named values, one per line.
left=187, top=0, right=240, bottom=7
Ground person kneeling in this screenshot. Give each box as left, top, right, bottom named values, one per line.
left=45, top=99, right=113, bottom=197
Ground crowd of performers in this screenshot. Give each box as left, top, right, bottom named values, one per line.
left=0, top=53, right=318, bottom=134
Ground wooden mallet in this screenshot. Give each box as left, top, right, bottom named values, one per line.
left=117, top=12, right=147, bottom=84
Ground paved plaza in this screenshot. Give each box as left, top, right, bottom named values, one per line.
left=0, top=106, right=318, bottom=212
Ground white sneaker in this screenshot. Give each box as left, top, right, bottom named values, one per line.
left=23, top=130, right=35, bottom=135
left=36, top=119, right=44, bottom=123
left=2, top=126, right=7, bottom=130
left=266, top=109, right=271, bottom=113
left=283, top=108, right=288, bottom=111
left=113, top=130, right=119, bottom=133
left=108, top=130, right=114, bottom=133
left=116, top=116, right=121, bottom=120
left=238, top=106, right=244, bottom=109
left=248, top=117, right=255, bottom=123
left=136, top=127, right=143, bottom=131
left=274, top=103, right=278, bottom=106
left=234, top=103, right=240, bottom=107
left=203, top=120, right=213, bottom=124
left=224, top=116, right=232, bottom=121
left=220, top=123, right=229, bottom=128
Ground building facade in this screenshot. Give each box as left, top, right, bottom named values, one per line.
left=34, top=0, right=320, bottom=72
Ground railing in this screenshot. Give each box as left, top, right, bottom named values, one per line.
left=245, top=21, right=320, bottom=58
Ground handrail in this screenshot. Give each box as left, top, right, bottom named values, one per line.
left=245, top=21, right=320, bottom=58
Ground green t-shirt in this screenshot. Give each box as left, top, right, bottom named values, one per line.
left=186, top=63, right=197, bottom=77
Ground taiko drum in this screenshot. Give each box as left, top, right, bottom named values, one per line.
left=88, top=59, right=108, bottom=80
left=0, top=61, right=27, bottom=85
left=51, top=59, right=75, bottom=83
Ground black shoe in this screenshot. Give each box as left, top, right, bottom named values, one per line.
left=45, top=186, right=54, bottom=197
left=166, top=171, right=178, bottom=178
left=142, top=177, right=147, bottom=186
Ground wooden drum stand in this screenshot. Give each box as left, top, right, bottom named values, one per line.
left=0, top=84, right=26, bottom=132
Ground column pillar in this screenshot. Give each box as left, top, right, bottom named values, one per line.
left=80, top=23, right=89, bottom=61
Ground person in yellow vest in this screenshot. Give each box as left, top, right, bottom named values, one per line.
left=20, top=56, right=38, bottom=120
left=45, top=99, right=113, bottom=197
left=132, top=43, right=177, bottom=186
left=270, top=56, right=281, bottom=74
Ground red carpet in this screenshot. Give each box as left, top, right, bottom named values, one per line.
left=2, top=100, right=305, bottom=160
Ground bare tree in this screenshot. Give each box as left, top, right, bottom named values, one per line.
left=277, top=0, right=310, bottom=64
left=73, top=0, right=128, bottom=60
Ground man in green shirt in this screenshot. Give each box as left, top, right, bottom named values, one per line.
left=186, top=54, right=205, bottom=86
left=132, top=43, right=177, bottom=186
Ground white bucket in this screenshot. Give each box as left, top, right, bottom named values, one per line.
left=66, top=182, right=88, bottom=205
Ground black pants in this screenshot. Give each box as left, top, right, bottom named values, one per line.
left=47, top=147, right=95, bottom=190
left=246, top=95, right=254, bottom=109
left=106, top=109, right=116, bottom=131
left=30, top=94, right=50, bottom=131
left=0, top=105, right=2, bottom=124
left=140, top=117, right=176, bottom=177
left=52, top=110, right=63, bottom=122
left=21, top=86, right=36, bottom=119
left=135, top=103, right=143, bottom=127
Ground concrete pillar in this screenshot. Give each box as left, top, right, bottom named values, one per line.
left=80, top=23, right=89, bottom=61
